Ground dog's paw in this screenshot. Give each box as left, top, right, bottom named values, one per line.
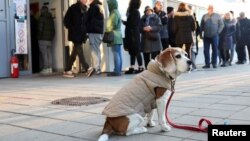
left=161, top=124, right=171, bottom=132
left=147, top=120, right=156, bottom=127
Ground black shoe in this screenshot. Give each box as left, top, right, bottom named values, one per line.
left=202, top=65, right=210, bottom=69
left=107, top=72, right=122, bottom=77
left=236, top=61, right=244, bottom=64
left=125, top=67, right=135, bottom=74
left=212, top=64, right=217, bottom=68
left=134, top=67, right=144, bottom=74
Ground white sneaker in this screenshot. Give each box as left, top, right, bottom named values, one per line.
left=86, top=67, right=95, bottom=77
left=40, top=69, right=50, bottom=74
left=48, top=68, right=52, bottom=73
left=96, top=69, right=101, bottom=75
left=63, top=71, right=75, bottom=78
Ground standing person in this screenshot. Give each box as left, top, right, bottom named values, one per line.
left=173, top=2, right=196, bottom=60
left=229, top=10, right=237, bottom=65
left=200, top=4, right=224, bottom=68
left=63, top=0, right=94, bottom=78
left=235, top=12, right=250, bottom=64
left=123, top=0, right=144, bottom=74
left=38, top=5, right=55, bottom=74
left=167, top=6, right=175, bottom=47
left=219, top=12, right=236, bottom=67
left=140, top=6, right=162, bottom=69
left=87, top=0, right=104, bottom=75
left=154, top=0, right=169, bottom=49
left=106, top=0, right=123, bottom=76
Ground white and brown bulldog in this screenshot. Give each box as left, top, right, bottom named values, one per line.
left=98, top=48, right=191, bottom=141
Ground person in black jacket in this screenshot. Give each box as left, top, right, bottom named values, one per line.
left=87, top=0, right=104, bottom=75
left=63, top=0, right=94, bottom=78
left=173, top=3, right=196, bottom=59
left=235, top=12, right=250, bottom=64
left=123, top=0, right=144, bottom=74
left=154, top=0, right=169, bottom=50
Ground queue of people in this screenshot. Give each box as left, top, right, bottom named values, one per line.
left=35, top=0, right=250, bottom=77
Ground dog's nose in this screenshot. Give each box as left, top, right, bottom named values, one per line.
left=187, top=60, right=192, bottom=65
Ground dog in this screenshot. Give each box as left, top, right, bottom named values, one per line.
left=98, top=48, right=191, bottom=141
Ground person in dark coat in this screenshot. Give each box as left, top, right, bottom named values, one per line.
left=167, top=6, right=175, bottom=47
left=123, top=0, right=144, bottom=74
left=63, top=0, right=94, bottom=77
left=235, top=12, right=250, bottom=64
left=219, top=12, right=236, bottom=67
left=38, top=5, right=55, bottom=74
left=140, top=6, right=162, bottom=69
left=173, top=2, right=196, bottom=59
left=154, top=0, right=169, bottom=50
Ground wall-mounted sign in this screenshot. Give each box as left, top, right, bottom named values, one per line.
left=15, top=19, right=27, bottom=54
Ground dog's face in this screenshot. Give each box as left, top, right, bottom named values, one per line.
left=156, top=48, right=191, bottom=78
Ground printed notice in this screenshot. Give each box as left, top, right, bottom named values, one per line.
left=15, top=19, right=28, bottom=54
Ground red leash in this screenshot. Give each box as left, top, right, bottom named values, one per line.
left=165, top=80, right=212, bottom=132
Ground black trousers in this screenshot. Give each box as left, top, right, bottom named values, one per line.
left=143, top=51, right=160, bottom=69
left=236, top=41, right=250, bottom=62
left=161, top=38, right=169, bottom=50
left=65, top=43, right=89, bottom=72
left=130, top=53, right=143, bottom=67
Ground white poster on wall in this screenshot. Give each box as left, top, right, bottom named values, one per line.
left=16, top=3, right=25, bottom=17
left=15, top=19, right=28, bottom=54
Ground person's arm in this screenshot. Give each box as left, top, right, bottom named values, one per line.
left=150, top=16, right=162, bottom=32
left=218, top=15, right=225, bottom=34
left=63, top=6, right=72, bottom=29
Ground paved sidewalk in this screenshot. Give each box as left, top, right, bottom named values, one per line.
left=1, top=63, right=250, bottom=141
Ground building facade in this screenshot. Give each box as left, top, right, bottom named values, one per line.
left=3, top=0, right=242, bottom=78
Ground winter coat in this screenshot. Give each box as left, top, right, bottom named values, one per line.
left=168, top=16, right=176, bottom=46
left=102, top=60, right=172, bottom=117
left=106, top=0, right=122, bottom=46
left=140, top=13, right=162, bottom=53
left=173, top=11, right=196, bottom=45
left=87, top=0, right=104, bottom=34
left=201, top=13, right=224, bottom=38
left=63, top=2, right=88, bottom=44
left=219, top=20, right=236, bottom=49
left=38, top=11, right=55, bottom=41
left=236, top=18, right=250, bottom=43
left=155, top=10, right=169, bottom=39
left=123, top=9, right=141, bottom=55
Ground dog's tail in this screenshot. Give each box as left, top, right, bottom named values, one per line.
left=98, top=119, right=114, bottom=141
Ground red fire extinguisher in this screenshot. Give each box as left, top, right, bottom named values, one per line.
left=10, top=49, right=19, bottom=78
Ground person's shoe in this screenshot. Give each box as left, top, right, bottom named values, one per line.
left=63, top=71, right=75, bottom=78
left=96, top=69, right=101, bottom=75
left=48, top=68, right=52, bottom=73
left=86, top=67, right=95, bottom=77
left=202, top=65, right=210, bottom=69
left=212, top=64, right=217, bottom=68
left=125, top=67, right=135, bottom=74
left=236, top=61, right=244, bottom=64
left=40, top=68, right=50, bottom=74
left=135, top=67, right=144, bottom=74
left=107, top=72, right=122, bottom=77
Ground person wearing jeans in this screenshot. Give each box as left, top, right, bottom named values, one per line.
left=111, top=45, right=122, bottom=76
left=200, top=5, right=224, bottom=68
left=87, top=0, right=104, bottom=75
left=106, top=0, right=123, bottom=76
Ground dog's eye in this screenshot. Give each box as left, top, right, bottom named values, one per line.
left=175, top=54, right=181, bottom=58
left=185, top=54, right=188, bottom=57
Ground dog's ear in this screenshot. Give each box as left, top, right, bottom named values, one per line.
left=156, top=49, right=176, bottom=74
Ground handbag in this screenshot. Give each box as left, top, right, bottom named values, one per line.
left=103, top=31, right=114, bottom=43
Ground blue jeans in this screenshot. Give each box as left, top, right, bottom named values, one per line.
left=111, top=45, right=122, bottom=74
left=203, top=35, right=219, bottom=65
